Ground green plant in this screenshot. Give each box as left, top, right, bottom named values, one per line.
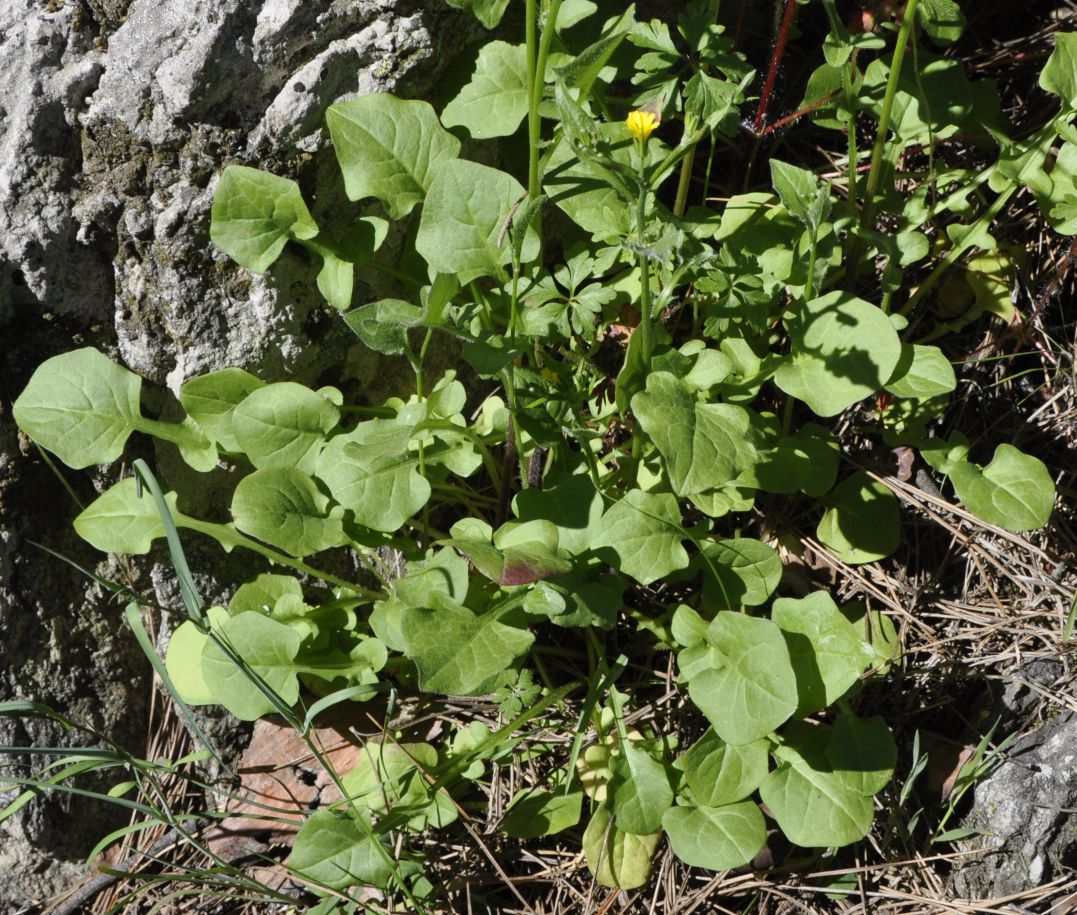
left=9, top=0, right=1068, bottom=904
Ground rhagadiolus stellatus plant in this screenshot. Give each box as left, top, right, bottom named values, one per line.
left=11, top=0, right=1065, bottom=899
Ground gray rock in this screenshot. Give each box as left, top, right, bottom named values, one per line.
left=0, top=0, right=477, bottom=906
left=951, top=663, right=1077, bottom=899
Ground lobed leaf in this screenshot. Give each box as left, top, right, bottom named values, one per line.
left=633, top=372, right=757, bottom=496
left=949, top=444, right=1054, bottom=532
left=772, top=591, right=874, bottom=716
left=416, top=159, right=538, bottom=283
left=316, top=423, right=430, bottom=533
left=327, top=94, right=461, bottom=220
left=401, top=594, right=534, bottom=696
left=209, top=165, right=318, bottom=274
left=442, top=41, right=530, bottom=138
left=687, top=612, right=798, bottom=745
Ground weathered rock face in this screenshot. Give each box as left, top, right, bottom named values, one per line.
left=0, top=0, right=476, bottom=906
left=951, top=662, right=1077, bottom=899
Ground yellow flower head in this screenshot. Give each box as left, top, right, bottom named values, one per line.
left=626, top=108, right=660, bottom=142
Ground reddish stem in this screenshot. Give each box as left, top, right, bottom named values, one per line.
left=760, top=90, right=840, bottom=137
left=733, top=0, right=747, bottom=50
left=751, top=0, right=799, bottom=135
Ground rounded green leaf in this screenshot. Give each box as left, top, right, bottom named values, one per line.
left=774, top=291, right=902, bottom=416
left=231, top=467, right=346, bottom=557
left=817, top=472, right=901, bottom=564
left=699, top=538, right=782, bottom=610
left=608, top=742, right=674, bottom=836
left=662, top=800, right=766, bottom=871
left=315, top=424, right=431, bottom=533
left=416, top=159, right=539, bottom=284
left=512, top=474, right=604, bottom=556
left=442, top=41, right=529, bottom=139
left=949, top=444, right=1054, bottom=532
left=164, top=621, right=214, bottom=705
left=828, top=713, right=897, bottom=796
left=501, top=789, right=583, bottom=838
left=232, top=382, right=339, bottom=475
left=760, top=722, right=874, bottom=848
left=180, top=368, right=264, bottom=453
left=13, top=348, right=141, bottom=469
left=593, top=490, right=689, bottom=585
left=326, top=94, right=461, bottom=220
left=289, top=809, right=392, bottom=891
left=678, top=731, right=769, bottom=806
left=687, top=612, right=798, bottom=745
left=229, top=573, right=304, bottom=616
left=209, top=165, right=318, bottom=274
left=73, top=477, right=176, bottom=554
left=582, top=804, right=660, bottom=890
left=884, top=344, right=956, bottom=400
left=201, top=612, right=302, bottom=721
left=632, top=373, right=757, bottom=496
left=772, top=592, right=874, bottom=716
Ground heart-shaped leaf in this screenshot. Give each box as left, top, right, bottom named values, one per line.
left=774, top=291, right=902, bottom=416
left=209, top=165, right=319, bottom=273
left=593, top=490, right=689, bottom=585
left=633, top=372, right=757, bottom=496
left=948, top=444, right=1054, bottom=531
left=442, top=41, right=529, bottom=138
left=401, top=595, right=534, bottom=695
left=662, top=800, right=766, bottom=871
left=327, top=94, right=460, bottom=220
left=687, top=612, right=798, bottom=745
left=416, top=159, right=539, bottom=284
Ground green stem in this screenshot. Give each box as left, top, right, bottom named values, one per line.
left=135, top=417, right=198, bottom=449
left=850, top=0, right=920, bottom=281
left=821, top=0, right=859, bottom=224
left=528, top=0, right=563, bottom=203
left=805, top=229, right=818, bottom=303
left=900, top=184, right=1016, bottom=316
left=415, top=326, right=434, bottom=544
left=673, top=143, right=696, bottom=218
left=179, top=517, right=383, bottom=599
left=526, top=0, right=539, bottom=199
left=636, top=143, right=654, bottom=368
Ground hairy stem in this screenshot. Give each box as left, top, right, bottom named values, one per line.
left=751, top=0, right=800, bottom=134
left=850, top=0, right=921, bottom=283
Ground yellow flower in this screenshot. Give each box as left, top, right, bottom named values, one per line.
left=625, top=108, right=660, bottom=142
